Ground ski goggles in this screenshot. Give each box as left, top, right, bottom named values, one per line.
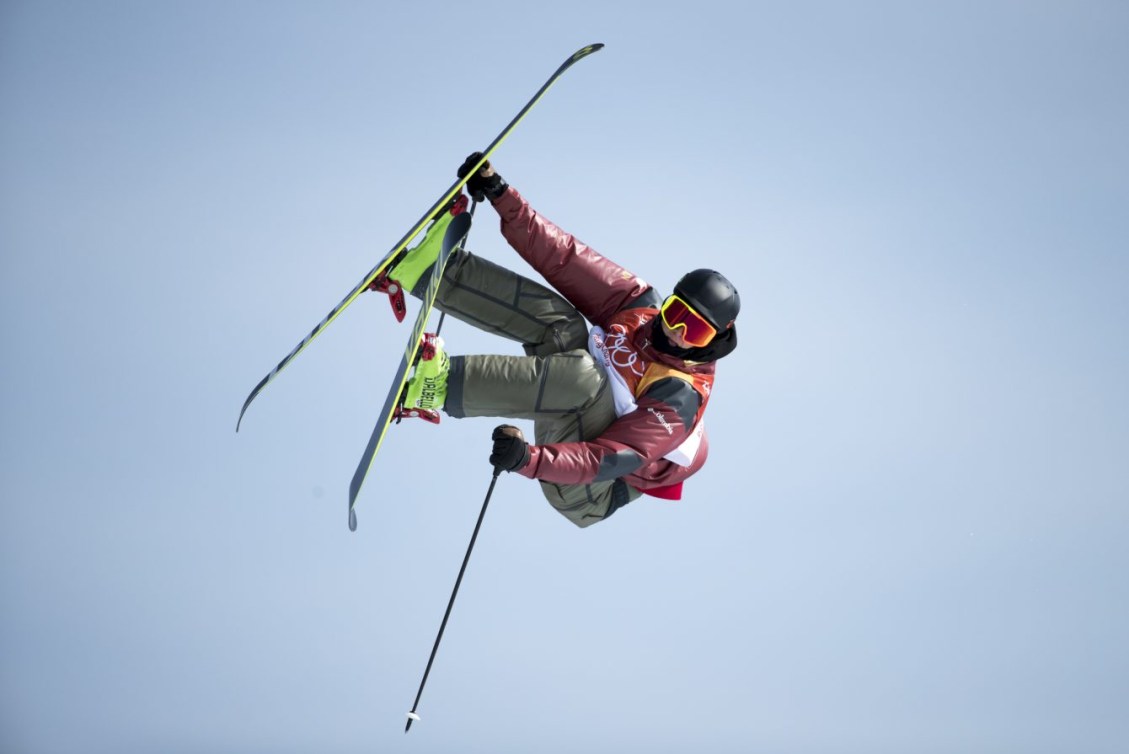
left=660, top=294, right=717, bottom=347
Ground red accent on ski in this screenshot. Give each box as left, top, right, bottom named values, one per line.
left=450, top=193, right=469, bottom=216
left=368, top=274, right=407, bottom=322
left=393, top=406, right=441, bottom=424
left=418, top=332, right=440, bottom=361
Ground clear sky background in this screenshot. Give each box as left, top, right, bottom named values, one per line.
left=2, top=2, right=1127, bottom=752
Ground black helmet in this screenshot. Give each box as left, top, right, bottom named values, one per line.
left=673, top=269, right=740, bottom=330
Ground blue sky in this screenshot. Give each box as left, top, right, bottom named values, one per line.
left=2, top=2, right=1127, bottom=752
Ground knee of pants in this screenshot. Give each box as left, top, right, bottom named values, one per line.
left=541, top=351, right=611, bottom=415
left=523, top=314, right=589, bottom=357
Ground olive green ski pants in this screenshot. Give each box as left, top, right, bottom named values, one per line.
left=409, top=250, right=642, bottom=527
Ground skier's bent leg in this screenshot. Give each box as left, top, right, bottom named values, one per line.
left=414, top=251, right=588, bottom=356
left=444, top=351, right=608, bottom=421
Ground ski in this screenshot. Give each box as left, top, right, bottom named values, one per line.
left=348, top=206, right=473, bottom=531
left=236, top=42, right=604, bottom=432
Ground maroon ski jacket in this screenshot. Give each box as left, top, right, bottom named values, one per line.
left=491, top=186, right=717, bottom=497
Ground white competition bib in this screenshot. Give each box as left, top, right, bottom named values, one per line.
left=588, top=326, right=702, bottom=467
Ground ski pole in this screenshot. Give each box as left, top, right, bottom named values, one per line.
left=405, top=463, right=503, bottom=732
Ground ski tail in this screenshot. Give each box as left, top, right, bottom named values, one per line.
left=236, top=285, right=364, bottom=431
left=235, top=43, right=604, bottom=432
left=348, top=210, right=473, bottom=531
left=235, top=197, right=455, bottom=432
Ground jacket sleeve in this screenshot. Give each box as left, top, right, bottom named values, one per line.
left=516, top=377, right=702, bottom=485
left=491, top=186, right=652, bottom=326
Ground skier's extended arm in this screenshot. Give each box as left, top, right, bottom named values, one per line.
left=494, top=187, right=654, bottom=326
left=459, top=154, right=652, bottom=326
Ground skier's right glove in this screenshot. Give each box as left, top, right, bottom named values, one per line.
left=489, top=425, right=530, bottom=472
left=458, top=152, right=508, bottom=202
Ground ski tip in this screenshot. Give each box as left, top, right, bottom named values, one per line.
left=348, top=508, right=357, bottom=532
left=571, top=43, right=604, bottom=61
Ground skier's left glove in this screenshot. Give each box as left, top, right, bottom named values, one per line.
left=490, top=425, right=530, bottom=472
left=458, top=152, right=508, bottom=202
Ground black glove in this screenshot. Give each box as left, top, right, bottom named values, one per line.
left=458, top=151, right=508, bottom=202
left=489, top=425, right=530, bottom=472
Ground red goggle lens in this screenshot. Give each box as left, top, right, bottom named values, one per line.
left=660, top=295, right=717, bottom=347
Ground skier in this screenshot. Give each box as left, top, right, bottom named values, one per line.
left=374, top=153, right=740, bottom=527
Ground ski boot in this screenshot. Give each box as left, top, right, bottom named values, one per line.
left=369, top=193, right=469, bottom=322
left=395, top=333, right=449, bottom=423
